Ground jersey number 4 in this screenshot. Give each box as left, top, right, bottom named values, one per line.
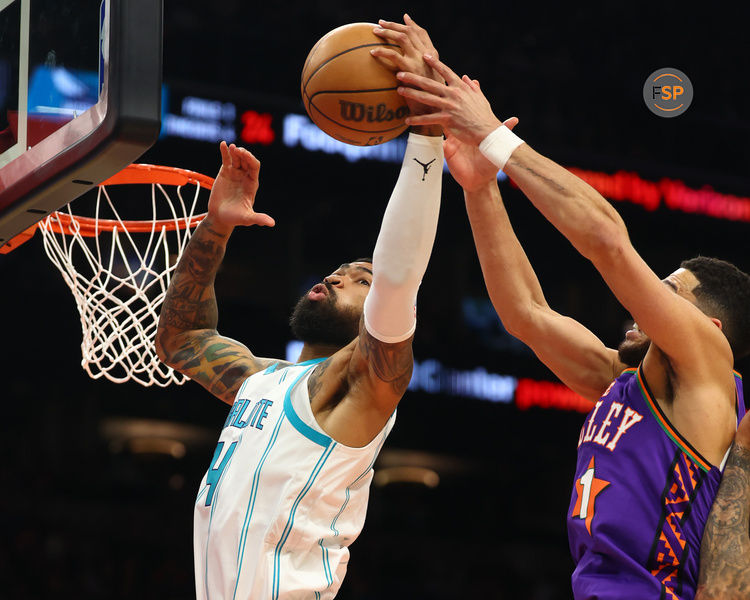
left=204, top=440, right=238, bottom=507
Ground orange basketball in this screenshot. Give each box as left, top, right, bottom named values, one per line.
left=301, top=23, right=409, bottom=146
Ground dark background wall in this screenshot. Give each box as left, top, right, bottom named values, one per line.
left=2, top=2, right=749, bottom=598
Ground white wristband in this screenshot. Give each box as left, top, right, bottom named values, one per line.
left=479, top=126, right=524, bottom=170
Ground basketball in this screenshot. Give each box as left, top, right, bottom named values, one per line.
left=301, top=23, right=409, bottom=146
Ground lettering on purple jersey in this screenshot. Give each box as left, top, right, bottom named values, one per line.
left=578, top=400, right=644, bottom=451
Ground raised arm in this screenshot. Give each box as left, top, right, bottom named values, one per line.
left=303, top=16, right=443, bottom=447
left=443, top=127, right=621, bottom=400
left=155, top=142, right=282, bottom=404
left=353, top=16, right=443, bottom=408
left=397, top=56, right=732, bottom=381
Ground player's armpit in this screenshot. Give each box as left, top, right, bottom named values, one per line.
left=519, top=305, right=624, bottom=402
left=158, top=329, right=283, bottom=404
left=302, top=326, right=411, bottom=448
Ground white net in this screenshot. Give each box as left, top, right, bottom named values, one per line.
left=37, top=166, right=211, bottom=387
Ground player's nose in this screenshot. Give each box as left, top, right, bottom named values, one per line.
left=323, top=275, right=343, bottom=287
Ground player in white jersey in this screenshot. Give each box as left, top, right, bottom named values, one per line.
left=155, top=15, right=443, bottom=599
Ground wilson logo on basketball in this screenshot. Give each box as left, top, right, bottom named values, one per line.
left=338, top=101, right=409, bottom=123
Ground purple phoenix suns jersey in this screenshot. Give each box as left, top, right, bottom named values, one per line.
left=568, top=366, right=745, bottom=600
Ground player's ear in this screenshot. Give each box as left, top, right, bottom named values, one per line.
left=709, top=317, right=723, bottom=331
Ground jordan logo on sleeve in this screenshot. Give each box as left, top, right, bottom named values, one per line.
left=413, top=157, right=436, bottom=181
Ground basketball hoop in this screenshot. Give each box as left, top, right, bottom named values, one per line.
left=36, top=164, right=214, bottom=387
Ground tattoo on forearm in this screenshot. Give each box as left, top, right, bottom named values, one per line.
left=159, top=329, right=268, bottom=403
left=155, top=220, right=276, bottom=402
left=360, top=330, right=413, bottom=395
left=160, top=221, right=227, bottom=333
left=696, top=442, right=750, bottom=600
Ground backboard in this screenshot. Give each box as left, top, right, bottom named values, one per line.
left=0, top=0, right=163, bottom=251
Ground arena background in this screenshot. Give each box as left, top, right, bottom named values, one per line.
left=2, top=2, right=749, bottom=598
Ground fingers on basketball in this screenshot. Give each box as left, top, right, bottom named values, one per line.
left=397, top=85, right=447, bottom=111
left=369, top=47, right=406, bottom=72
left=376, top=18, right=409, bottom=33
left=396, top=71, right=447, bottom=97
left=373, top=25, right=413, bottom=55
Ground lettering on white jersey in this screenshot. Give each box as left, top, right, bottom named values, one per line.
left=224, top=398, right=275, bottom=430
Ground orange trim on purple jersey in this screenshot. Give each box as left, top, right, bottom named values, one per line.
left=635, top=367, right=712, bottom=472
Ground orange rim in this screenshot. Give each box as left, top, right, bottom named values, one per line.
left=100, top=163, right=214, bottom=189
left=44, top=163, right=215, bottom=237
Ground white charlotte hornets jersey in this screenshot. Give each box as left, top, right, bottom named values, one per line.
left=194, top=358, right=396, bottom=600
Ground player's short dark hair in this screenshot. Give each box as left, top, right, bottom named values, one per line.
left=680, top=256, right=750, bottom=359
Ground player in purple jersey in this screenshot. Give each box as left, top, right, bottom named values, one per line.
left=389, top=51, right=750, bottom=599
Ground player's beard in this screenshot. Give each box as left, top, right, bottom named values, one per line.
left=289, top=290, right=361, bottom=348
left=617, top=336, right=651, bottom=368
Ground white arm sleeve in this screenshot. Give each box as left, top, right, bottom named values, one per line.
left=363, top=132, right=444, bottom=343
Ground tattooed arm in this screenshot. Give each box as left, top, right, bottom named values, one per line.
left=155, top=142, right=284, bottom=404
left=696, top=414, right=750, bottom=600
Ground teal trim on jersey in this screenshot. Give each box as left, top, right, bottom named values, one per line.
left=296, top=358, right=327, bottom=367
left=195, top=485, right=208, bottom=506
left=330, top=431, right=387, bottom=537
left=319, top=539, right=332, bottom=586
left=232, top=412, right=287, bottom=599
left=272, top=442, right=337, bottom=600
left=264, top=362, right=280, bottom=375
left=283, top=364, right=332, bottom=448
left=315, top=593, right=321, bottom=600
left=204, top=433, right=242, bottom=600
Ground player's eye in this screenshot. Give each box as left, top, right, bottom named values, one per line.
left=359, top=279, right=371, bottom=286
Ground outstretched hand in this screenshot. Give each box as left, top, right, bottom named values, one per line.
left=397, top=55, right=504, bottom=146
left=370, top=14, right=443, bottom=118
left=445, top=115, right=519, bottom=192
left=207, top=141, right=275, bottom=230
